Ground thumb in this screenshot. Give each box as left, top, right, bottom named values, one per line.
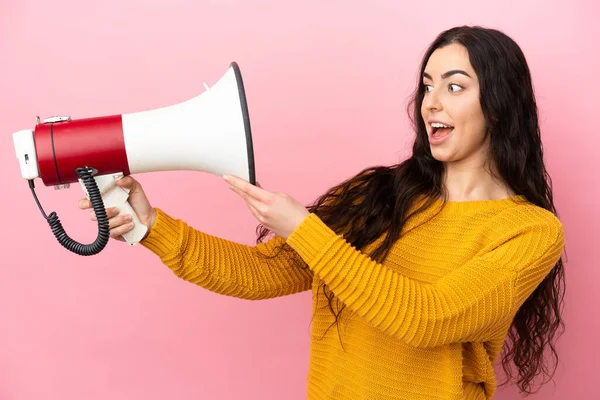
left=116, top=176, right=136, bottom=189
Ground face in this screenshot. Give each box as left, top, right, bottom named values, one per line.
left=420, top=43, right=490, bottom=166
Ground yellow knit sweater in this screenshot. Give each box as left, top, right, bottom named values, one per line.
left=140, top=194, right=565, bottom=400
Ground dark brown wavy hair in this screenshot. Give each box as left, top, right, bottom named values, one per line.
left=254, top=25, right=565, bottom=395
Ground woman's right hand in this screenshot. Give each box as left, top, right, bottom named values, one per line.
left=78, top=176, right=157, bottom=242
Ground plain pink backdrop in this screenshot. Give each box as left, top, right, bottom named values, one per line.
left=1, top=1, right=598, bottom=399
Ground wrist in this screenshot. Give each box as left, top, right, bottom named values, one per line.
left=143, top=208, right=157, bottom=240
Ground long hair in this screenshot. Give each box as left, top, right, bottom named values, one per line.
left=255, top=25, right=565, bottom=395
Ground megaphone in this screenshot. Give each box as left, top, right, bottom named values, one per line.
left=12, top=61, right=256, bottom=256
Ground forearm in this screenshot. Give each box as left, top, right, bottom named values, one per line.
left=141, top=208, right=313, bottom=300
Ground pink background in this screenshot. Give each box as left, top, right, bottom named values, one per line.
left=1, top=1, right=598, bottom=399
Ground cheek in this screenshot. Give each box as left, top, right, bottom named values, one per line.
left=456, top=97, right=487, bottom=137
left=470, top=103, right=487, bottom=137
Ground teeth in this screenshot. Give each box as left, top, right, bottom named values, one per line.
left=431, top=122, right=452, bottom=129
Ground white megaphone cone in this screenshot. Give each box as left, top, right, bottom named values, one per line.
left=123, top=62, right=255, bottom=181
left=12, top=62, right=256, bottom=256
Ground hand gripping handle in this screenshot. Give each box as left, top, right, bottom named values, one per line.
left=79, top=173, right=148, bottom=246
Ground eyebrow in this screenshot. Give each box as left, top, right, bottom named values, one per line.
left=423, top=70, right=472, bottom=80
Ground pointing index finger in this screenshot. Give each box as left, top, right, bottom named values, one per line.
left=224, top=175, right=269, bottom=202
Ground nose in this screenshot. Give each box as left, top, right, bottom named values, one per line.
left=422, top=87, right=442, bottom=112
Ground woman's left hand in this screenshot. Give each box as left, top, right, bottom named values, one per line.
left=223, top=175, right=310, bottom=239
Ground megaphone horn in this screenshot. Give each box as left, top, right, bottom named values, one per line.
left=13, top=61, right=256, bottom=256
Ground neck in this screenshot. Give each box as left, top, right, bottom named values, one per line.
left=442, top=158, right=513, bottom=202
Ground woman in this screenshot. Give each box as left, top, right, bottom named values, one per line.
left=80, top=25, right=566, bottom=400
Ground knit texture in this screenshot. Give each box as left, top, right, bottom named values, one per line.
left=140, top=194, right=565, bottom=400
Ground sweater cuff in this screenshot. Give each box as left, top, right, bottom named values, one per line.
left=285, top=213, right=339, bottom=265
left=139, top=208, right=182, bottom=257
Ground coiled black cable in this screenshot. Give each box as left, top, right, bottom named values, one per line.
left=29, top=166, right=110, bottom=256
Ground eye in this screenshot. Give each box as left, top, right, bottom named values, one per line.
left=449, top=83, right=463, bottom=93
left=423, top=84, right=433, bottom=93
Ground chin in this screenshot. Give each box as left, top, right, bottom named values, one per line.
left=430, top=148, right=459, bottom=164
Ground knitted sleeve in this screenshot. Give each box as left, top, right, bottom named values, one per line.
left=285, top=212, right=565, bottom=348
left=140, top=208, right=313, bottom=300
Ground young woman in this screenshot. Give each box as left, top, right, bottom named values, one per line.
left=80, top=25, right=566, bottom=400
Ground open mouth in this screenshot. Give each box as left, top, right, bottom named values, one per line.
left=431, top=123, right=454, bottom=138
